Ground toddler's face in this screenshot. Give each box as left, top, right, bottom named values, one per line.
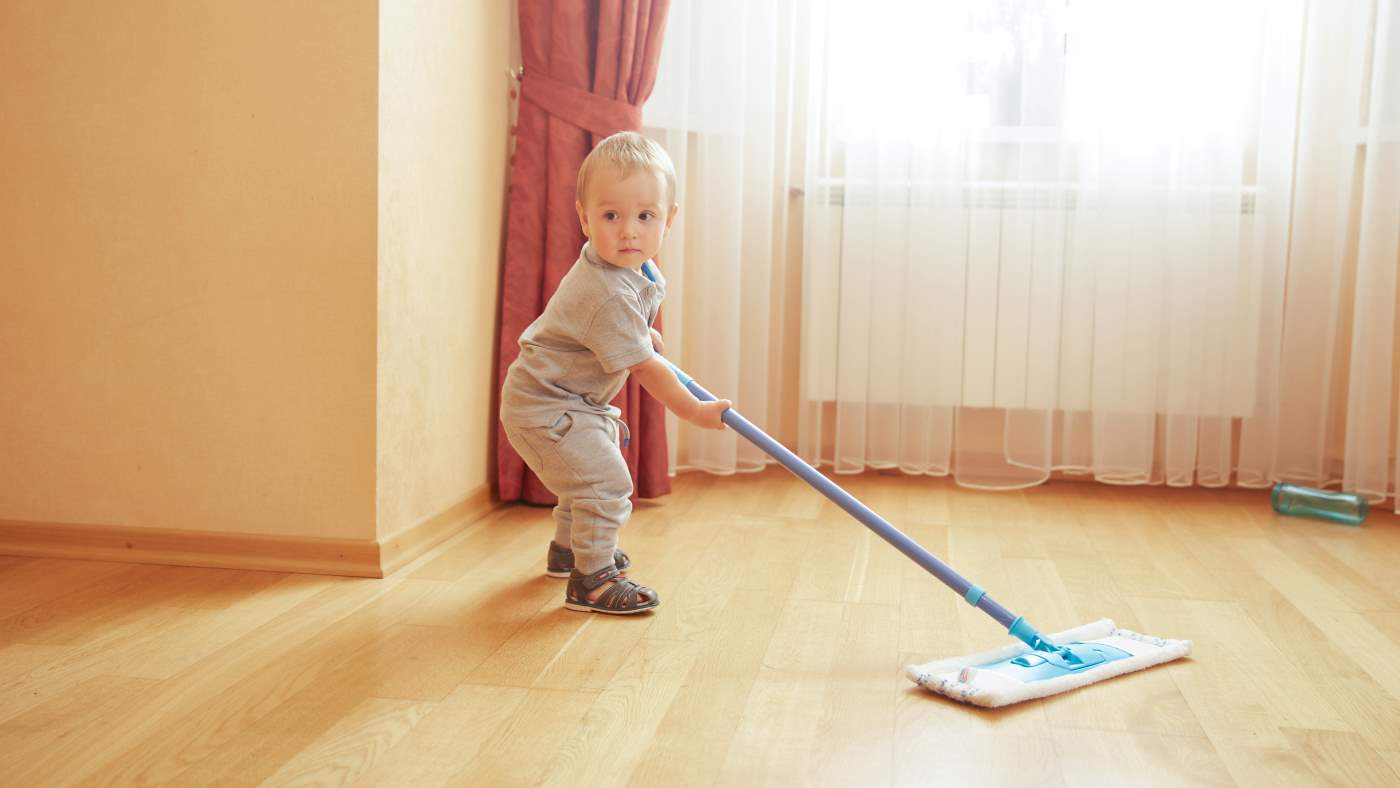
left=576, top=166, right=677, bottom=270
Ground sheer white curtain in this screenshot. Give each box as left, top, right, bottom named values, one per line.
left=800, top=0, right=1289, bottom=488
left=1283, top=0, right=1400, bottom=504
left=643, top=0, right=794, bottom=474
left=650, top=0, right=1400, bottom=508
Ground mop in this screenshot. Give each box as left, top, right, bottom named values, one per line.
left=661, top=357, right=1191, bottom=708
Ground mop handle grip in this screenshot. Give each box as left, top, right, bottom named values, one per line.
left=660, top=356, right=1022, bottom=633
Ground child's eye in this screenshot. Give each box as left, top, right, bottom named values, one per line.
left=603, top=211, right=619, bottom=221
left=639, top=211, right=654, bottom=221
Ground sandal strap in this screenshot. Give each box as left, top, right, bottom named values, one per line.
left=596, top=578, right=645, bottom=610
left=571, top=566, right=620, bottom=593
left=567, top=567, right=655, bottom=610
left=550, top=544, right=631, bottom=569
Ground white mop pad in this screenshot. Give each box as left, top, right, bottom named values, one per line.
left=905, top=619, right=1191, bottom=708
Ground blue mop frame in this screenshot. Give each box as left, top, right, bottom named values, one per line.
left=661, top=356, right=1126, bottom=673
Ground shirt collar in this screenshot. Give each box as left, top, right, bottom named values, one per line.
left=581, top=242, right=658, bottom=289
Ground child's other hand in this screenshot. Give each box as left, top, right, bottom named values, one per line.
left=691, top=399, right=731, bottom=430
left=649, top=327, right=665, bottom=353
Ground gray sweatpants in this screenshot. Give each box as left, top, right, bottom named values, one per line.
left=503, top=411, right=632, bottom=574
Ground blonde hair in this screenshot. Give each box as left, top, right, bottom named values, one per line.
left=576, top=131, right=677, bottom=206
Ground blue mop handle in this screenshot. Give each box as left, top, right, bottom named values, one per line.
left=661, top=357, right=1052, bottom=649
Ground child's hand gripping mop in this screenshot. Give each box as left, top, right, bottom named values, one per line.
left=661, top=357, right=1191, bottom=708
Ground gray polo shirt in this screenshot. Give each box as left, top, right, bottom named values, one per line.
left=500, top=242, right=666, bottom=428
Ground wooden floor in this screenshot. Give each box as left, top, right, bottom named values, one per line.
left=3, top=470, right=1400, bottom=787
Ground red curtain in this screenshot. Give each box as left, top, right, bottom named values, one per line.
left=496, top=0, right=673, bottom=504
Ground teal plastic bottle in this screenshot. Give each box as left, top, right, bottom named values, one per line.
left=1270, top=483, right=1369, bottom=526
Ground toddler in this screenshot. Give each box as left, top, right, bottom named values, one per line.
left=500, top=132, right=729, bottom=615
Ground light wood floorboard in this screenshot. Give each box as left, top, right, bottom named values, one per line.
left=2, top=470, right=1399, bottom=786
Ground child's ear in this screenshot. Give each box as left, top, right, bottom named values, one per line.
left=665, top=203, right=679, bottom=231
left=575, top=201, right=589, bottom=237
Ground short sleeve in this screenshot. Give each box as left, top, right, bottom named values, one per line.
left=584, top=294, right=655, bottom=373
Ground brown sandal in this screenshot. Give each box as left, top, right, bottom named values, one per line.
left=546, top=541, right=630, bottom=578
left=564, top=566, right=659, bottom=615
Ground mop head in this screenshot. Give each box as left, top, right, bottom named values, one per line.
left=905, top=618, right=1191, bottom=708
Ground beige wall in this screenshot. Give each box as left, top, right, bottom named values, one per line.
left=1, top=2, right=379, bottom=539
left=377, top=1, right=511, bottom=540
